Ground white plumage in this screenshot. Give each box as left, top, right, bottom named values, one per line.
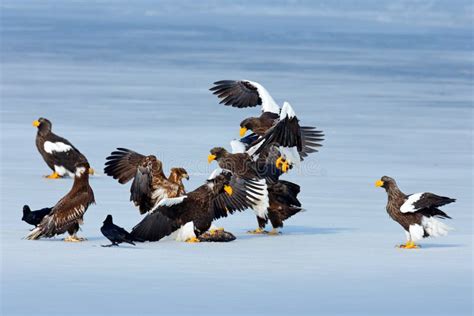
left=43, top=141, right=72, bottom=154
left=400, top=193, right=424, bottom=213
left=245, top=80, right=280, bottom=114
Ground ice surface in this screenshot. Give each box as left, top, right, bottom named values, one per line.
left=1, top=1, right=472, bottom=315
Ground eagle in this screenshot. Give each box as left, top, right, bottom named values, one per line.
left=208, top=147, right=302, bottom=234
left=376, top=176, right=455, bottom=249
left=33, top=117, right=93, bottom=179
left=104, top=148, right=189, bottom=214
left=100, top=215, right=136, bottom=247
left=26, top=162, right=95, bottom=241
left=130, top=169, right=267, bottom=243
left=210, top=80, right=324, bottom=171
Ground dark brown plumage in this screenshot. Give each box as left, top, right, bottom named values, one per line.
left=208, top=147, right=259, bottom=180
left=131, top=170, right=265, bottom=242
left=104, top=148, right=189, bottom=214
left=376, top=176, right=455, bottom=248
left=210, top=80, right=262, bottom=109
left=26, top=162, right=95, bottom=241
left=33, top=117, right=90, bottom=179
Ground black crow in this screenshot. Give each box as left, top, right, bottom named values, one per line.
left=101, top=214, right=136, bottom=247
left=22, top=205, right=52, bottom=227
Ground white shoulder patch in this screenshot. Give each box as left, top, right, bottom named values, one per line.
left=207, top=168, right=223, bottom=180
left=400, top=193, right=424, bottom=213
left=44, top=141, right=72, bottom=154
left=279, top=101, right=296, bottom=120
left=245, top=80, right=280, bottom=114
left=151, top=196, right=187, bottom=212
left=230, top=139, right=246, bottom=154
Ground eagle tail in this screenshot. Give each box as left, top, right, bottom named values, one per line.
left=25, top=227, right=43, bottom=240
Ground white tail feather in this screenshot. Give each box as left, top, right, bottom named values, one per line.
left=26, top=227, right=42, bottom=240
left=422, top=216, right=453, bottom=238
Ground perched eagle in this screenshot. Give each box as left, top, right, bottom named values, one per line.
left=100, top=215, right=136, bottom=247
left=210, top=80, right=324, bottom=171
left=376, top=176, right=455, bottom=249
left=130, top=169, right=267, bottom=243
left=104, top=148, right=189, bottom=214
left=33, top=117, right=93, bottom=179
left=208, top=147, right=302, bottom=234
left=26, top=162, right=95, bottom=241
left=22, top=205, right=52, bottom=227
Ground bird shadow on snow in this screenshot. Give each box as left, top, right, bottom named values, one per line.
left=237, top=226, right=354, bottom=240
left=418, top=243, right=463, bottom=249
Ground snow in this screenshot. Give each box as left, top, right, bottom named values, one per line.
left=1, top=1, right=472, bottom=315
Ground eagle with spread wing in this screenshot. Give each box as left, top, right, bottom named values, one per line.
left=26, top=162, right=95, bottom=241
left=130, top=169, right=267, bottom=243
left=104, top=148, right=189, bottom=214
left=210, top=80, right=324, bottom=171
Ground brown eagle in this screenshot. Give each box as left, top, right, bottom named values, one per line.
left=376, top=176, right=455, bottom=249
left=130, top=169, right=266, bottom=242
left=33, top=117, right=93, bottom=179
left=104, top=148, right=189, bottom=214
left=26, top=162, right=95, bottom=241
left=210, top=80, right=324, bottom=172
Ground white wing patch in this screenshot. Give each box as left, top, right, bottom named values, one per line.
left=247, top=179, right=269, bottom=219
left=278, top=145, right=301, bottom=167
left=44, top=141, right=72, bottom=154
left=245, top=80, right=280, bottom=114
left=279, top=101, right=296, bottom=120
left=400, top=193, right=424, bottom=213
left=151, top=196, right=187, bottom=212
left=230, top=139, right=246, bottom=154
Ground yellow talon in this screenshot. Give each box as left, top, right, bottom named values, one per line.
left=209, top=227, right=225, bottom=235
left=247, top=228, right=267, bottom=234
left=398, top=241, right=420, bottom=249
left=185, top=237, right=200, bottom=243
left=268, top=228, right=280, bottom=235
left=224, top=185, right=233, bottom=196
left=275, top=156, right=284, bottom=169
left=45, top=172, right=61, bottom=179
left=64, top=236, right=86, bottom=242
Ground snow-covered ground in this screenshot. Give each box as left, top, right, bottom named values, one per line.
left=1, top=1, right=472, bottom=315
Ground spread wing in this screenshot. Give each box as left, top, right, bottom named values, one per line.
left=104, top=148, right=146, bottom=184
left=130, top=211, right=181, bottom=242
left=210, top=80, right=280, bottom=114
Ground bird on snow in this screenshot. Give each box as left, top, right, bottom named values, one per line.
left=33, top=117, right=94, bottom=179
left=130, top=169, right=266, bottom=243
left=376, top=176, right=455, bottom=249
left=208, top=147, right=302, bottom=235
left=210, top=80, right=324, bottom=172
left=100, top=214, right=136, bottom=247
left=26, top=161, right=95, bottom=242
left=104, top=148, right=189, bottom=214
left=22, top=205, right=52, bottom=227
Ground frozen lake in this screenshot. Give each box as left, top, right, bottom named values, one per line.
left=1, top=1, right=472, bottom=315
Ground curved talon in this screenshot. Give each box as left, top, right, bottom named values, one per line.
left=185, top=237, right=200, bottom=243
left=281, top=161, right=290, bottom=173
left=64, top=235, right=86, bottom=242
left=268, top=228, right=281, bottom=235
left=209, top=227, right=225, bottom=235
left=397, top=241, right=420, bottom=249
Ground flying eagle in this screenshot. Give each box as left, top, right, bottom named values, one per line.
left=210, top=80, right=324, bottom=171
left=130, top=169, right=267, bottom=243
left=33, top=117, right=93, bottom=179
left=104, top=148, right=189, bottom=214
left=376, top=176, right=455, bottom=249
left=100, top=215, right=136, bottom=247
left=208, top=147, right=302, bottom=234
left=26, top=162, right=95, bottom=241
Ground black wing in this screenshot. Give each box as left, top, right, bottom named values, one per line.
left=130, top=165, right=154, bottom=214
left=45, top=133, right=88, bottom=171
left=299, top=126, right=325, bottom=160
left=130, top=211, right=181, bottom=242
left=412, top=193, right=456, bottom=210
left=210, top=80, right=261, bottom=108
left=104, top=148, right=146, bottom=184
left=269, top=180, right=301, bottom=207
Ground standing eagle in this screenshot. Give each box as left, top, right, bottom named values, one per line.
left=210, top=80, right=324, bottom=171
left=208, top=147, right=302, bottom=234
left=130, top=169, right=266, bottom=243
left=33, top=117, right=93, bottom=179
left=376, top=176, right=455, bottom=248
left=104, top=148, right=189, bottom=214
left=26, top=162, right=95, bottom=241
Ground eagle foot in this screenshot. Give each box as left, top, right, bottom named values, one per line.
left=397, top=241, right=420, bottom=249
left=185, top=237, right=200, bottom=243
left=64, top=235, right=86, bottom=242
left=44, top=172, right=61, bottom=179
left=268, top=229, right=281, bottom=235
left=247, top=228, right=268, bottom=234
left=281, top=161, right=290, bottom=173
left=275, top=156, right=285, bottom=169
left=209, top=227, right=225, bottom=235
